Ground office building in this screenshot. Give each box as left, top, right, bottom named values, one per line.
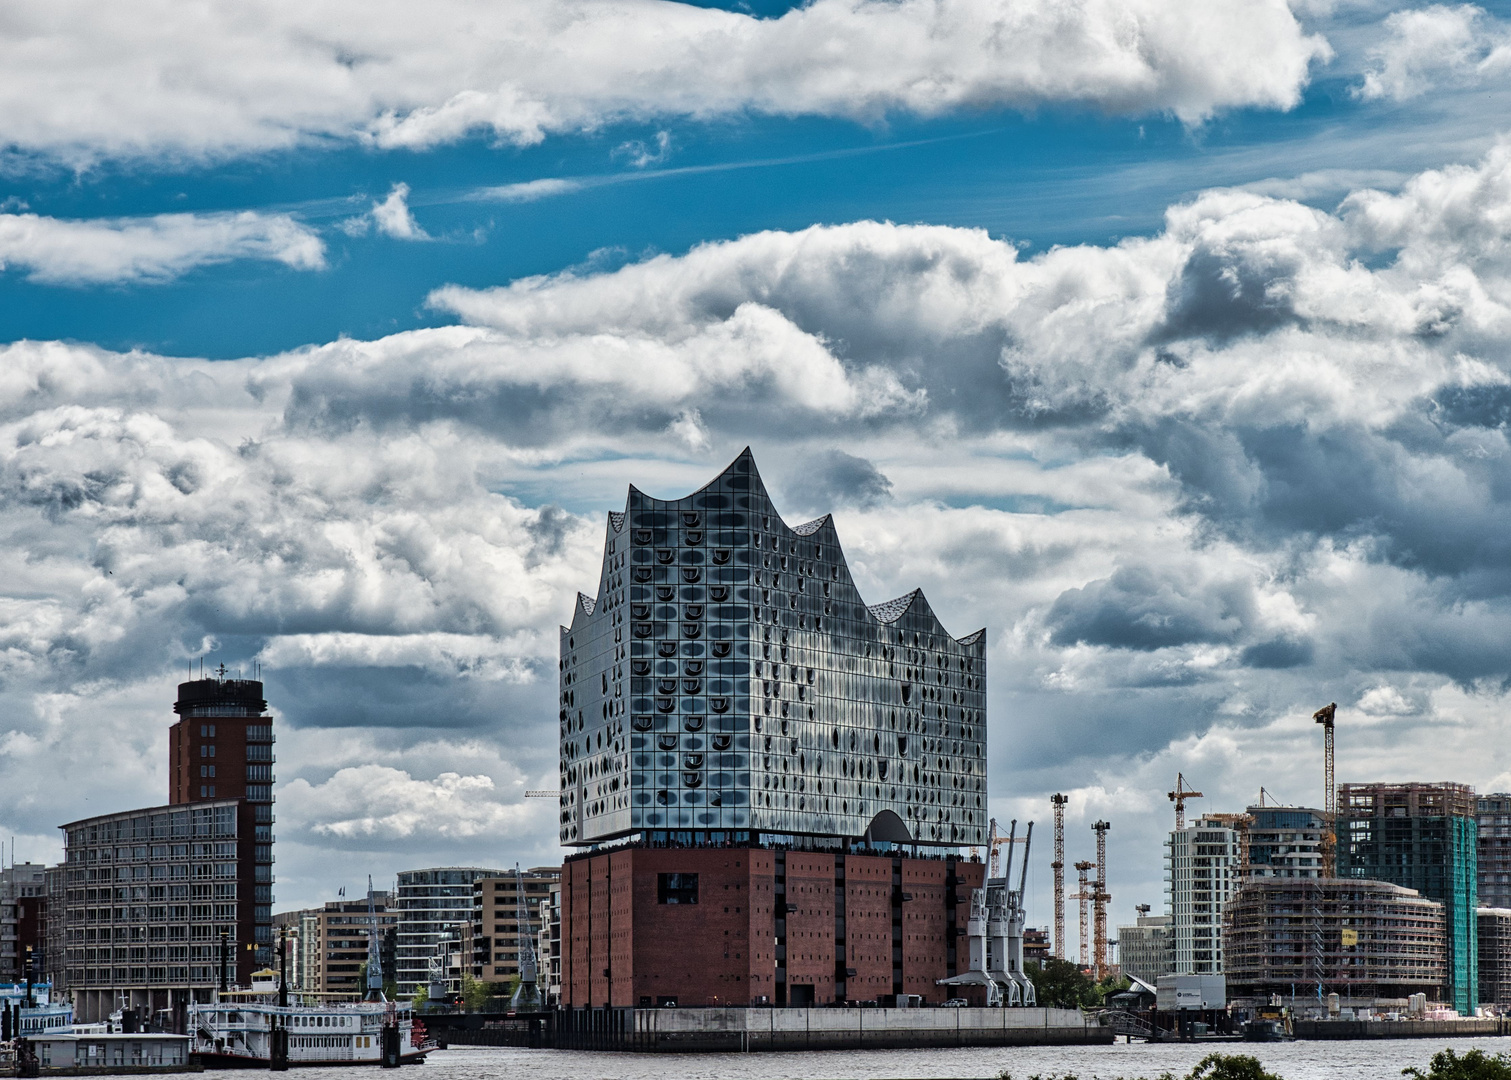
left=1226, top=879, right=1447, bottom=1005
left=1338, top=782, right=1478, bottom=1014
left=558, top=451, right=989, bottom=1007
left=471, top=869, right=559, bottom=985
left=1480, top=907, right=1511, bottom=1009
left=1245, top=806, right=1325, bottom=880
left=1, top=863, right=48, bottom=983
left=394, top=868, right=501, bottom=998
left=55, top=671, right=277, bottom=1022
left=1478, top=794, right=1511, bottom=911
left=58, top=800, right=270, bottom=1021
left=1167, top=815, right=1243, bottom=975
left=1118, top=912, right=1171, bottom=985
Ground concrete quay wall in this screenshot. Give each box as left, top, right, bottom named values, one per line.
left=559, top=1006, right=1111, bottom=1052
left=1294, top=1018, right=1509, bottom=1040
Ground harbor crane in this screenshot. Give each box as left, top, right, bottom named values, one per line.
left=509, top=864, right=542, bottom=1010
left=1168, top=773, right=1203, bottom=831
left=1050, top=793, right=1068, bottom=960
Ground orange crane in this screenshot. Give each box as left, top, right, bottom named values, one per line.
left=1168, top=773, right=1203, bottom=831
left=1091, top=820, right=1111, bottom=981
left=1072, top=860, right=1094, bottom=969
left=1050, top=793, right=1068, bottom=959
left=1314, top=702, right=1337, bottom=875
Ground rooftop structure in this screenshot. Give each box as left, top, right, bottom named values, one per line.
left=1245, top=806, right=1326, bottom=880
left=1338, top=782, right=1478, bottom=1014
left=1225, top=879, right=1447, bottom=1005
left=169, top=672, right=276, bottom=814
left=558, top=448, right=986, bottom=850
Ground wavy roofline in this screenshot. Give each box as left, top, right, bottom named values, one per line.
left=561, top=449, right=985, bottom=649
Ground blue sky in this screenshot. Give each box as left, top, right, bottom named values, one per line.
left=8, top=0, right=1511, bottom=929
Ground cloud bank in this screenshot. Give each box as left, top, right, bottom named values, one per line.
left=0, top=0, right=1328, bottom=163
left=9, top=143, right=1511, bottom=908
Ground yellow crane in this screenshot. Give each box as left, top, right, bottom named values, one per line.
left=1168, top=773, right=1203, bottom=831
left=1314, top=702, right=1338, bottom=875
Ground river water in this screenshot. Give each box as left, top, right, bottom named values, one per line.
left=280, top=1040, right=1511, bottom=1079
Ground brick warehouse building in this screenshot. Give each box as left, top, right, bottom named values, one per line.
left=558, top=449, right=990, bottom=1007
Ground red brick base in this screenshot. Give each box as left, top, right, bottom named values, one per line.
left=560, top=847, right=983, bottom=1007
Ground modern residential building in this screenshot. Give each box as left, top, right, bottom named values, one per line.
left=1225, top=879, right=1447, bottom=1006
left=539, top=883, right=562, bottom=1006
left=1118, top=911, right=1172, bottom=985
left=271, top=908, right=310, bottom=989
left=394, top=868, right=501, bottom=998
left=1, top=863, right=48, bottom=983
left=557, top=450, right=989, bottom=1007
left=1338, top=782, right=1478, bottom=1014
left=1480, top=907, right=1511, bottom=1009
left=1166, top=815, right=1244, bottom=975
left=471, top=869, right=560, bottom=986
left=275, top=894, right=395, bottom=998
left=1245, top=806, right=1326, bottom=880
left=1478, top=794, right=1511, bottom=911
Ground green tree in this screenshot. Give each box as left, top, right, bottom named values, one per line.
left=1403, top=1049, right=1511, bottom=1080
left=410, top=984, right=429, bottom=1009
left=460, top=974, right=494, bottom=1012
left=1185, top=1053, right=1284, bottom=1080
left=1024, top=958, right=1100, bottom=1010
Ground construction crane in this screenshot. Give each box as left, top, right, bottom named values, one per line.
left=1168, top=773, right=1203, bottom=831
left=1072, top=860, right=1093, bottom=969
left=1091, top=821, right=1111, bottom=982
left=1314, top=702, right=1338, bottom=876
left=1050, top=793, right=1068, bottom=960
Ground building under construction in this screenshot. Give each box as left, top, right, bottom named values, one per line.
left=1225, top=879, right=1448, bottom=1006
left=1338, top=782, right=1478, bottom=1014
left=1480, top=907, right=1511, bottom=1009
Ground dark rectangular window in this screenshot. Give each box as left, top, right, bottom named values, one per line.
left=657, top=873, right=698, bottom=905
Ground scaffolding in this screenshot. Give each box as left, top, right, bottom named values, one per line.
left=1225, top=878, right=1447, bottom=1006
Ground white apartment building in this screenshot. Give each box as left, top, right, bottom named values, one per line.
left=1167, top=816, right=1243, bottom=975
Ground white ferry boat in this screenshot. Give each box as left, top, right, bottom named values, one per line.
left=1, top=982, right=74, bottom=1038
left=189, top=973, right=432, bottom=1068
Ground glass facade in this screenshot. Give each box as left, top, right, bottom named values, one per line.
left=558, top=449, right=988, bottom=848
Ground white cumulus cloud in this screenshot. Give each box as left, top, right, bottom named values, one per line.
left=370, top=182, right=428, bottom=241
left=1357, top=4, right=1511, bottom=102
left=0, top=0, right=1329, bottom=164
left=0, top=210, right=325, bottom=285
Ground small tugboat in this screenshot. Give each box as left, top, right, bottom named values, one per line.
left=190, top=888, right=433, bottom=1068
